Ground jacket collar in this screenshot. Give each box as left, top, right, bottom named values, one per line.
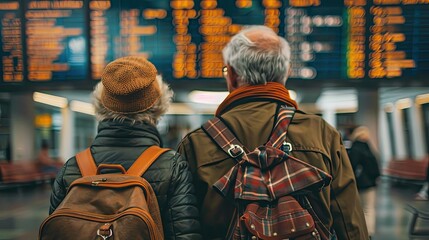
left=92, top=120, right=162, bottom=147
left=216, top=82, right=298, bottom=116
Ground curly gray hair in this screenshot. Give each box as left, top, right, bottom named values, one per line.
left=222, top=25, right=291, bottom=85
left=92, top=75, right=173, bottom=125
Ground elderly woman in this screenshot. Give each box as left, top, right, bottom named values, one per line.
left=49, top=56, right=201, bottom=239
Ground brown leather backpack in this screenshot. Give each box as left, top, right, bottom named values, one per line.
left=39, top=146, right=168, bottom=240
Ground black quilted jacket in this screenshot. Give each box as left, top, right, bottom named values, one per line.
left=49, top=120, right=202, bottom=240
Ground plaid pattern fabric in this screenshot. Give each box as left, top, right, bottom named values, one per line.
left=213, top=145, right=332, bottom=201
left=209, top=107, right=332, bottom=201
left=241, top=196, right=316, bottom=239
left=203, top=117, right=250, bottom=158
left=267, top=107, right=295, bottom=148
left=203, top=106, right=333, bottom=239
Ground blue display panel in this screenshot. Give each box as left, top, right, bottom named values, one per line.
left=0, top=0, right=428, bottom=87
left=89, top=0, right=175, bottom=79
left=0, top=1, right=24, bottom=83
left=285, top=1, right=347, bottom=80
left=24, top=0, right=88, bottom=82
left=368, top=1, right=429, bottom=79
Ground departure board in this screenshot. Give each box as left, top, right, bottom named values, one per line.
left=368, top=1, right=429, bottom=79
left=24, top=0, right=88, bottom=82
left=89, top=0, right=175, bottom=79
left=0, top=1, right=24, bottom=83
left=0, top=0, right=429, bottom=87
left=286, top=2, right=346, bottom=79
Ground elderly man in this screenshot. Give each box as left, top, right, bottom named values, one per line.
left=178, top=25, right=368, bottom=239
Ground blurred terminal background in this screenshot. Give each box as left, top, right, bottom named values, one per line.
left=0, top=0, right=428, bottom=239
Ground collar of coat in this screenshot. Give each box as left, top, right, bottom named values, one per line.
left=215, top=82, right=298, bottom=116
left=92, top=120, right=162, bottom=147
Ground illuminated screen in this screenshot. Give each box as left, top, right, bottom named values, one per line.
left=24, top=0, right=88, bottom=82
left=0, top=1, right=24, bottom=83
left=0, top=0, right=428, bottom=87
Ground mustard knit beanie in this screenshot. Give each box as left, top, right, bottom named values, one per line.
left=100, top=56, right=160, bottom=113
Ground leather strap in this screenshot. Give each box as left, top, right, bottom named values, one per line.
left=202, top=117, right=249, bottom=161
left=127, top=146, right=170, bottom=177
left=75, top=148, right=98, bottom=177
left=266, top=106, right=296, bottom=148
left=202, top=106, right=296, bottom=159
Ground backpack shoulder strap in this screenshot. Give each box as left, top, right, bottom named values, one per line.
left=75, top=148, right=97, bottom=176
left=127, top=146, right=170, bottom=176
left=266, top=106, right=296, bottom=149
left=202, top=117, right=248, bottom=160
left=203, top=106, right=296, bottom=157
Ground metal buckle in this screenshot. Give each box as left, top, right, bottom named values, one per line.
left=227, top=144, right=244, bottom=158
left=97, top=229, right=112, bottom=240
left=283, top=142, right=292, bottom=153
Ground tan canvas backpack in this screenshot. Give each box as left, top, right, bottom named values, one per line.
left=39, top=146, right=168, bottom=240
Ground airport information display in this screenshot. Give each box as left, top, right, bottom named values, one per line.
left=0, top=0, right=428, bottom=86
left=0, top=1, right=23, bottom=83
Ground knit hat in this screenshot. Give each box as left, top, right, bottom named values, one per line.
left=100, top=56, right=161, bottom=113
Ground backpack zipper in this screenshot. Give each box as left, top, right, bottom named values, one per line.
left=91, top=178, right=107, bottom=186
left=70, top=178, right=153, bottom=189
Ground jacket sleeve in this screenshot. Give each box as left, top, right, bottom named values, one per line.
left=329, top=133, right=369, bottom=240
left=164, top=153, right=202, bottom=240
left=49, top=161, right=68, bottom=214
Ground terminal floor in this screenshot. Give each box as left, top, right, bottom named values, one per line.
left=0, top=178, right=428, bottom=240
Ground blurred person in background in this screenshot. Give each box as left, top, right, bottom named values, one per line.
left=178, top=25, right=368, bottom=240
left=348, top=126, right=381, bottom=237
left=49, top=56, right=201, bottom=239
left=36, top=139, right=61, bottom=174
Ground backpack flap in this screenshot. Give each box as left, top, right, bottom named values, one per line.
left=241, top=196, right=316, bottom=240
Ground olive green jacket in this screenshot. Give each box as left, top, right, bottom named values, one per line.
left=178, top=101, right=368, bottom=240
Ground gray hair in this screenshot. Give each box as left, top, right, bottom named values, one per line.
left=92, top=75, right=173, bottom=125
left=222, top=25, right=291, bottom=85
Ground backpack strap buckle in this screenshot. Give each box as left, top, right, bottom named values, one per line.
left=227, top=144, right=244, bottom=159
left=282, top=142, right=293, bottom=154
left=97, top=223, right=113, bottom=240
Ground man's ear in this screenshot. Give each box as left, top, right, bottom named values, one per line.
left=228, top=66, right=239, bottom=89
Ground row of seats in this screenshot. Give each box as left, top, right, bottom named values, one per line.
left=383, top=157, right=428, bottom=182
left=384, top=157, right=429, bottom=237
left=0, top=161, right=62, bottom=188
